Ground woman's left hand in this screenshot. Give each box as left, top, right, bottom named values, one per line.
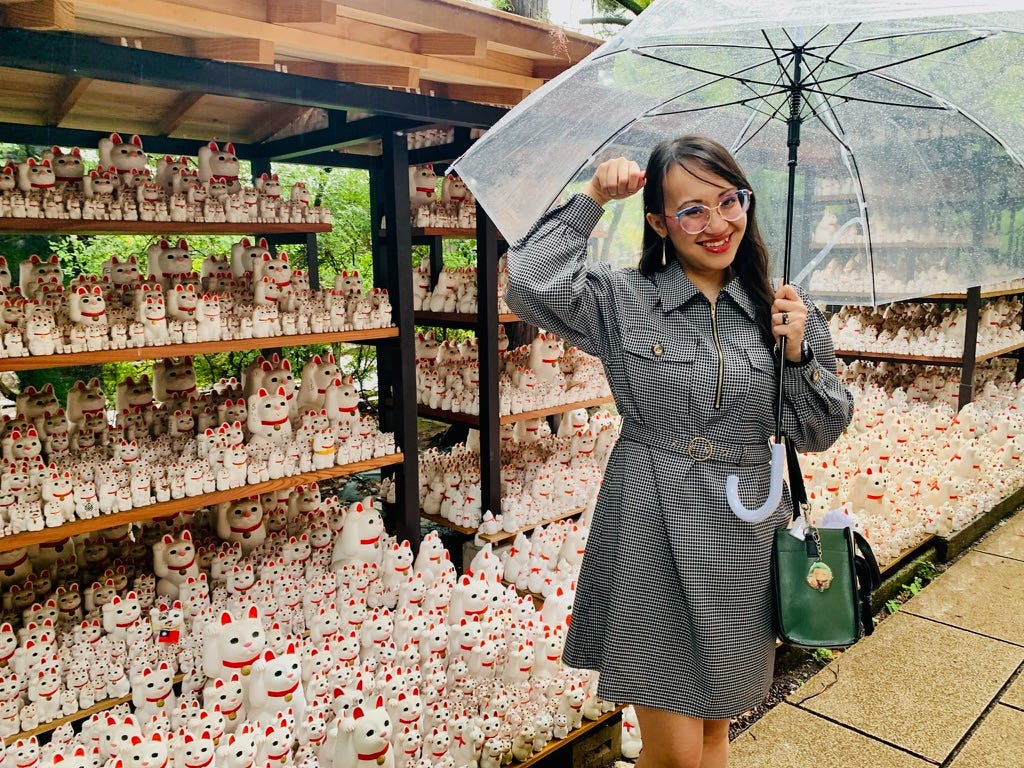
left=772, top=282, right=808, bottom=362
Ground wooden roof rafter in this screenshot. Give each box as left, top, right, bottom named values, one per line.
left=0, top=26, right=507, bottom=167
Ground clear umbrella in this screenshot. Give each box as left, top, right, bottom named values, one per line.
left=451, top=0, right=1024, bottom=520
left=452, top=0, right=1024, bottom=307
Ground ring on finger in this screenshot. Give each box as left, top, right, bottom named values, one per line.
left=781, top=311, right=789, bottom=325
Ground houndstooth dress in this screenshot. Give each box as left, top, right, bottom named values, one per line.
left=504, top=195, right=854, bottom=720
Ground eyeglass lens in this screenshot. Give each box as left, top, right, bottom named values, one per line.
left=675, top=189, right=751, bottom=234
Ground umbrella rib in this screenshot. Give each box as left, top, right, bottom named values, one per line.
left=633, top=49, right=788, bottom=91
left=810, top=33, right=989, bottom=89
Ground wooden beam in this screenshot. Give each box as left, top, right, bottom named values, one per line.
left=417, top=33, right=485, bottom=58
left=426, top=81, right=529, bottom=107
left=282, top=61, right=419, bottom=89
left=267, top=0, right=333, bottom=25
left=332, top=0, right=599, bottom=62
left=73, top=0, right=544, bottom=90
left=1, top=0, right=73, bottom=29
left=126, top=36, right=275, bottom=64
left=533, top=60, right=575, bottom=80
left=193, top=38, right=275, bottom=64
left=249, top=105, right=316, bottom=144
left=156, top=92, right=205, bottom=135
left=46, top=77, right=93, bottom=126
left=335, top=64, right=420, bottom=89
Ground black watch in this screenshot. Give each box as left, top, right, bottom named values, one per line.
left=792, top=340, right=814, bottom=367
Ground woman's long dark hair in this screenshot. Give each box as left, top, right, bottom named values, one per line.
left=639, top=135, right=776, bottom=349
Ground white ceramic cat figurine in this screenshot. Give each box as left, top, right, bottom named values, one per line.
left=202, top=606, right=267, bottom=680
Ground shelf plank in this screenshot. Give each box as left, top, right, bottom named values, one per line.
left=0, top=328, right=399, bottom=372
left=419, top=511, right=479, bottom=536
left=3, top=673, right=186, bottom=746
left=417, top=396, right=615, bottom=428
left=516, top=707, right=624, bottom=767
left=416, top=406, right=480, bottom=426
left=0, top=220, right=330, bottom=235
left=0, top=454, right=403, bottom=554
left=835, top=340, right=1024, bottom=366
left=499, top=396, right=615, bottom=425
left=477, top=507, right=584, bottom=544
left=925, top=286, right=1024, bottom=300
left=421, top=507, right=584, bottom=544
left=414, top=310, right=521, bottom=327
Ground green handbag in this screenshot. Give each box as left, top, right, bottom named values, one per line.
left=772, top=437, right=881, bottom=649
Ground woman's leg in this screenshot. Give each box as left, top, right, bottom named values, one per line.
left=632, top=706, right=708, bottom=768
left=700, top=718, right=730, bottom=768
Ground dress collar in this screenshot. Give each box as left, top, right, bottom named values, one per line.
left=651, top=259, right=758, bottom=322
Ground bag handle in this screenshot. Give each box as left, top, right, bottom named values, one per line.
left=782, top=433, right=808, bottom=520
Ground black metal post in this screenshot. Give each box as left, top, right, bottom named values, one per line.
left=476, top=208, right=501, bottom=522
left=958, top=285, right=981, bottom=410
left=376, top=131, right=419, bottom=550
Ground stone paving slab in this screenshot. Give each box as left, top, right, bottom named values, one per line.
left=788, top=612, right=1022, bottom=763
left=900, top=550, right=1024, bottom=646
left=729, top=703, right=932, bottom=768
left=975, top=510, right=1024, bottom=561
left=948, top=704, right=1024, bottom=768
left=1002, top=672, right=1024, bottom=710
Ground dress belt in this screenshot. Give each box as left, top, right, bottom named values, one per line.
left=619, top=419, right=771, bottom=467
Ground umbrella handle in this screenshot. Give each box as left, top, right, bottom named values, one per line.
left=725, top=442, right=785, bottom=523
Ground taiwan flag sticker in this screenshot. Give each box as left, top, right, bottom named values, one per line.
left=158, top=628, right=180, bottom=643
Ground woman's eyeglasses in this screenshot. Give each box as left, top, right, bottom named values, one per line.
left=664, top=189, right=752, bottom=235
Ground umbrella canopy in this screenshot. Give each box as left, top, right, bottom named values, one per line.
left=452, top=0, right=1024, bottom=305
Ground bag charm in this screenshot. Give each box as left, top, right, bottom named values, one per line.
left=806, top=561, right=833, bottom=591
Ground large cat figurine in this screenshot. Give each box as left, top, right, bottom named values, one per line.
left=246, top=643, right=306, bottom=727
left=203, top=606, right=267, bottom=680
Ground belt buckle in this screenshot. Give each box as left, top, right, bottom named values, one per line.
left=687, top=436, right=714, bottom=462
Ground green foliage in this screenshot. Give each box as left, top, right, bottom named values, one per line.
left=885, top=598, right=902, bottom=615
left=811, top=647, right=835, bottom=664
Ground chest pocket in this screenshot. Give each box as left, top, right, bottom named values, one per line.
left=622, top=325, right=697, bottom=418
left=744, top=344, right=778, bottom=415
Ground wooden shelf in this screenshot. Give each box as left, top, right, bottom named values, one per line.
left=416, top=406, right=480, bottom=426
left=835, top=340, right=1024, bottom=366
left=925, top=286, right=1024, bottom=300
left=809, top=241, right=984, bottom=250
left=419, top=511, right=479, bottom=536
left=414, top=310, right=521, bottom=328
left=516, top=707, right=624, bottom=767
left=811, top=194, right=858, bottom=202
left=4, top=673, right=185, bottom=746
left=421, top=507, right=583, bottom=544
left=0, top=220, right=330, bottom=235
left=0, top=328, right=399, bottom=372
left=418, top=396, right=615, bottom=428
left=500, top=396, right=615, bottom=425
left=478, top=507, right=584, bottom=544
left=0, top=453, right=403, bottom=553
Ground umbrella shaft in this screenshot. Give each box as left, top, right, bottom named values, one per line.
left=777, top=48, right=804, bottom=442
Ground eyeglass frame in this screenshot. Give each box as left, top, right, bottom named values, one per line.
left=662, top=188, right=753, bottom=235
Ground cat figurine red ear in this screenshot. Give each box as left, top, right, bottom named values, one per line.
left=198, top=141, right=241, bottom=194
left=99, top=133, right=148, bottom=179
left=42, top=146, right=85, bottom=186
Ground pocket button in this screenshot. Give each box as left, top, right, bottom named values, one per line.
left=652, top=343, right=664, bottom=357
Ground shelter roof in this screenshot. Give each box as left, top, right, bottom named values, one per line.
left=0, top=0, right=600, bottom=164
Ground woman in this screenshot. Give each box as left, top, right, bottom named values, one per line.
left=504, top=135, right=853, bottom=768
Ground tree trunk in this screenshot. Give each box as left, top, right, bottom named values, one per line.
left=509, top=0, right=548, bottom=20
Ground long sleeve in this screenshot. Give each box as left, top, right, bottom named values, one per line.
left=780, top=288, right=854, bottom=453
left=504, top=194, right=616, bottom=360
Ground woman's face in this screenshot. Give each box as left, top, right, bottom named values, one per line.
left=646, top=161, right=747, bottom=288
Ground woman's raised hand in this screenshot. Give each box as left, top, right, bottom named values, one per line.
left=581, top=157, right=645, bottom=207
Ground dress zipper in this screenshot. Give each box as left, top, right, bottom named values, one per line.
left=710, top=301, right=724, bottom=409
